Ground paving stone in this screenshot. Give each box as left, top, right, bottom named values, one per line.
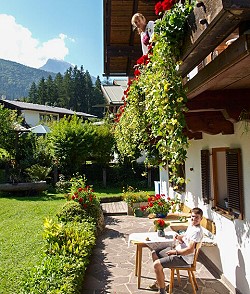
left=81, top=210, right=234, bottom=294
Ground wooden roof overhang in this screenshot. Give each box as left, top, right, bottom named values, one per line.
left=103, top=0, right=158, bottom=76
left=181, top=0, right=250, bottom=139
left=103, top=0, right=250, bottom=138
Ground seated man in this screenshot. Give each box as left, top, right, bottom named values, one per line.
left=151, top=207, right=203, bottom=294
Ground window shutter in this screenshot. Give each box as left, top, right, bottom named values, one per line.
left=226, top=149, right=244, bottom=219
left=201, top=150, right=210, bottom=204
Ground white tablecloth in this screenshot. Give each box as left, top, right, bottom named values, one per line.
left=128, top=231, right=176, bottom=249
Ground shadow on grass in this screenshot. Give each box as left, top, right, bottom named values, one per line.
left=0, top=190, right=65, bottom=201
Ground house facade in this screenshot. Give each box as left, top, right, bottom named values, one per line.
left=0, top=99, right=96, bottom=127
left=103, top=1, right=250, bottom=293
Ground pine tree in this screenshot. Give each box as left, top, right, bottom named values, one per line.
left=28, top=82, right=38, bottom=103
left=37, top=77, right=47, bottom=105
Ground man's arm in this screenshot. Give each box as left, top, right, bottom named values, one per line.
left=166, top=240, right=196, bottom=256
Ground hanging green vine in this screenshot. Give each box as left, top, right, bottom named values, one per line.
left=114, top=1, right=194, bottom=187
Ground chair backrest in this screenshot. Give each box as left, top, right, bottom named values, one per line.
left=191, top=242, right=202, bottom=268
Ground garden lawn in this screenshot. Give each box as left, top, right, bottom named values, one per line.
left=0, top=192, right=65, bottom=294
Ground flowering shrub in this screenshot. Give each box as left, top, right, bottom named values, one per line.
left=63, top=174, right=102, bottom=223
left=146, top=194, right=182, bottom=215
left=154, top=218, right=170, bottom=230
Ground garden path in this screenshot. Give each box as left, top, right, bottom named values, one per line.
left=82, top=203, right=233, bottom=294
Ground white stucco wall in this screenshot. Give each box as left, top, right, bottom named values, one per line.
left=21, top=110, right=40, bottom=127
left=185, top=122, right=250, bottom=294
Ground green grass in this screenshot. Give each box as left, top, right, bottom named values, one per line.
left=94, top=186, right=123, bottom=198
left=0, top=186, right=155, bottom=293
left=0, top=192, right=65, bottom=294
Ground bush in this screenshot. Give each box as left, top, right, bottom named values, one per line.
left=22, top=219, right=96, bottom=294
left=122, top=186, right=153, bottom=207
left=55, top=174, right=72, bottom=193
left=21, top=177, right=104, bottom=294
left=25, top=164, right=52, bottom=181
left=57, top=201, right=89, bottom=223
left=43, top=219, right=96, bottom=257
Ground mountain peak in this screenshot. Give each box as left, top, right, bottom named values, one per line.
left=39, top=59, right=73, bottom=74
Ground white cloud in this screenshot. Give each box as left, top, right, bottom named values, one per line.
left=0, top=14, right=71, bottom=68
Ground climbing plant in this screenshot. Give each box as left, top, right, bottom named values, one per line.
left=114, top=0, right=194, bottom=188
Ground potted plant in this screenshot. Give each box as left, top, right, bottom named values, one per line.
left=146, top=194, right=181, bottom=218
left=133, top=207, right=144, bottom=217
left=154, top=218, right=170, bottom=237
left=122, top=186, right=152, bottom=215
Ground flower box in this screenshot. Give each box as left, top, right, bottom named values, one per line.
left=127, top=202, right=148, bottom=216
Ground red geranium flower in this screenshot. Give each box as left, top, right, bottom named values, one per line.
left=79, top=197, right=83, bottom=203
left=155, top=1, right=163, bottom=15
left=134, top=69, right=141, bottom=77
left=162, top=0, right=175, bottom=11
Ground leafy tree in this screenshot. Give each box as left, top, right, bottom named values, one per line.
left=92, top=123, right=114, bottom=165
left=0, top=105, right=18, bottom=156
left=49, top=115, right=96, bottom=176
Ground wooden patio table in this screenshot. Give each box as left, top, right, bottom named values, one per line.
left=128, top=231, right=176, bottom=288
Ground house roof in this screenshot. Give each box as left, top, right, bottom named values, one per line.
left=103, top=0, right=158, bottom=76
left=1, top=99, right=97, bottom=118
left=101, top=85, right=124, bottom=105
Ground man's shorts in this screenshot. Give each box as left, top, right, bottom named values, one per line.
left=155, top=246, right=189, bottom=268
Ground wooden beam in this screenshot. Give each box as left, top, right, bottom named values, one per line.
left=183, top=128, right=203, bottom=140
left=185, top=111, right=234, bottom=135
left=185, top=34, right=250, bottom=98
left=187, top=89, right=250, bottom=122
left=180, top=0, right=250, bottom=77
left=107, top=45, right=141, bottom=57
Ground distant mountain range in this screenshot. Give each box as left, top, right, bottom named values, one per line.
left=0, top=58, right=97, bottom=100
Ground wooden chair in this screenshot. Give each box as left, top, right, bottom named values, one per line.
left=169, top=242, right=202, bottom=294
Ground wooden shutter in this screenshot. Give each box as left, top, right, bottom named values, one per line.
left=201, top=150, right=210, bottom=204
left=226, top=149, right=244, bottom=219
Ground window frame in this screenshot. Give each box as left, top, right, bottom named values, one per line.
left=201, top=147, right=244, bottom=220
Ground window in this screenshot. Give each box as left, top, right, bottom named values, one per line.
left=201, top=148, right=244, bottom=219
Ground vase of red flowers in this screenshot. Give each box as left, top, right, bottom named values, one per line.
left=154, top=219, right=170, bottom=237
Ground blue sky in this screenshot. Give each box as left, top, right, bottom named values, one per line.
left=0, top=0, right=103, bottom=78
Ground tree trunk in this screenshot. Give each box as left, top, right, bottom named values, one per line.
left=102, top=167, right=107, bottom=187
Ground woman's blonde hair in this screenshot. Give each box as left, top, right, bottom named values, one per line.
left=131, top=13, right=146, bottom=34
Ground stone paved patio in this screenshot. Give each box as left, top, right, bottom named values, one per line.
left=82, top=211, right=234, bottom=294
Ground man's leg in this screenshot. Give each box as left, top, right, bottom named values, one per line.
left=154, top=259, right=166, bottom=291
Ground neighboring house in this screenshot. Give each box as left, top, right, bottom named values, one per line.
left=101, top=79, right=128, bottom=114
left=103, top=1, right=250, bottom=293
left=0, top=99, right=97, bottom=127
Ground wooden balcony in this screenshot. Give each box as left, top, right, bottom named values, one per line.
left=103, top=0, right=250, bottom=138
